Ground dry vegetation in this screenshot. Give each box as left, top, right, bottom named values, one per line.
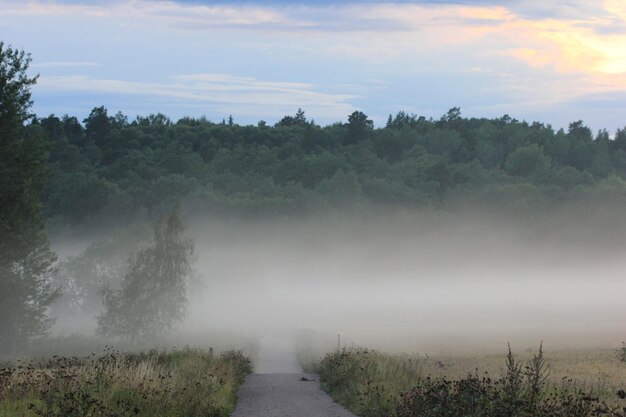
left=389, top=348, right=626, bottom=401
left=0, top=348, right=252, bottom=417
left=312, top=345, right=626, bottom=417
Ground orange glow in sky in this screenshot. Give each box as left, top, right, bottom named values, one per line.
left=1, top=0, right=625, bottom=131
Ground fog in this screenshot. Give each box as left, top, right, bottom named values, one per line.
left=48, top=209, right=626, bottom=364
left=183, top=211, right=624, bottom=353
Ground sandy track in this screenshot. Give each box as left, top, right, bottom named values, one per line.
left=231, top=373, right=357, bottom=417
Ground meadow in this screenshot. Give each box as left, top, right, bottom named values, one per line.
left=0, top=347, right=252, bottom=417
left=309, top=345, right=626, bottom=417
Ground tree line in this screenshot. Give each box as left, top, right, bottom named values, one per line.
left=32, top=104, right=626, bottom=227
left=4, top=40, right=626, bottom=352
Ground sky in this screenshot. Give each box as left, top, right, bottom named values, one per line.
left=2, top=0, right=626, bottom=131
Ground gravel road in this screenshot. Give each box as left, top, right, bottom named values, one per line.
left=230, top=335, right=357, bottom=417
left=230, top=373, right=357, bottom=417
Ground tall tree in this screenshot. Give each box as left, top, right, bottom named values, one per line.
left=346, top=110, right=373, bottom=145
left=0, top=42, right=59, bottom=354
left=83, top=106, right=111, bottom=142
left=97, top=205, right=193, bottom=341
left=276, top=108, right=309, bottom=127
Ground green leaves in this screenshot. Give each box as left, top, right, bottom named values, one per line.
left=0, top=41, right=38, bottom=125
left=505, top=144, right=551, bottom=178
left=0, top=43, right=57, bottom=355
left=97, top=205, right=193, bottom=341
left=24, top=103, right=626, bottom=223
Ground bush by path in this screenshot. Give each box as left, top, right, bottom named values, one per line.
left=0, top=347, right=252, bottom=417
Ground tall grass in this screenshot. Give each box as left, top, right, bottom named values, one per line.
left=0, top=347, right=252, bottom=417
left=318, top=346, right=626, bottom=417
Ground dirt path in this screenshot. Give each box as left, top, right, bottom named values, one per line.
left=231, top=373, right=357, bottom=417
left=230, top=335, right=357, bottom=417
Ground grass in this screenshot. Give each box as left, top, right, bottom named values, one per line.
left=314, top=345, right=626, bottom=417
left=0, top=347, right=252, bottom=417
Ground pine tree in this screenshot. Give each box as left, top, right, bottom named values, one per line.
left=97, top=205, right=193, bottom=341
left=294, top=108, right=307, bottom=125
left=0, top=42, right=59, bottom=355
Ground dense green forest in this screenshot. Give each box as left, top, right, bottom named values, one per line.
left=33, top=106, right=626, bottom=227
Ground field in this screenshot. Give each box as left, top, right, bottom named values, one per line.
left=0, top=348, right=252, bottom=417
left=308, top=345, right=626, bottom=417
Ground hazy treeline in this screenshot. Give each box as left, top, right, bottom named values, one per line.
left=33, top=107, right=626, bottom=229
left=4, top=40, right=626, bottom=358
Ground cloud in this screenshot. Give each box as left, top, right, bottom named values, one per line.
left=0, top=1, right=109, bottom=17
left=35, top=73, right=356, bottom=120
left=0, top=0, right=310, bottom=29
left=501, top=14, right=626, bottom=76
left=32, top=61, right=101, bottom=68
left=175, top=73, right=316, bottom=91
left=4, top=0, right=626, bottom=131
left=498, top=0, right=607, bottom=20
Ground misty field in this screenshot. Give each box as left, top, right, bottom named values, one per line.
left=0, top=348, right=252, bottom=417
left=309, top=346, right=626, bottom=417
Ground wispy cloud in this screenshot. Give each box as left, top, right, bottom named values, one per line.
left=0, top=1, right=108, bottom=17
left=32, top=61, right=101, bottom=68
left=3, top=0, right=626, bottom=130
left=4, top=0, right=626, bottom=73
left=0, top=0, right=309, bottom=29
left=36, top=73, right=356, bottom=120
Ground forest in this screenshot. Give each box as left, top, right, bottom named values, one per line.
left=33, top=106, right=626, bottom=230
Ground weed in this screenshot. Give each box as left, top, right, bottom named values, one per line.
left=0, top=348, right=251, bottom=417
left=318, top=345, right=625, bottom=417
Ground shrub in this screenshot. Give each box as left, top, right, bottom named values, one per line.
left=0, top=348, right=251, bottom=417
left=319, top=345, right=620, bottom=417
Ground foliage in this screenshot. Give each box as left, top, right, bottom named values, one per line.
left=52, top=224, right=151, bottom=318
left=0, top=42, right=59, bottom=355
left=97, top=205, right=193, bottom=341
left=505, top=144, right=551, bottom=177
left=318, top=346, right=625, bottom=417
left=0, top=348, right=252, bottom=417
left=34, top=106, right=626, bottom=226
